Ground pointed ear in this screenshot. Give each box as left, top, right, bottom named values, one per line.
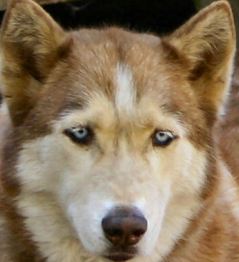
left=1, top=0, right=68, bottom=125
left=166, top=1, right=236, bottom=121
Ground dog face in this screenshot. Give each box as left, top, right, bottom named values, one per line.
left=16, top=55, right=208, bottom=259
left=1, top=0, right=235, bottom=261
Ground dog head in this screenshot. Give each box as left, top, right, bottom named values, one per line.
left=1, top=0, right=235, bottom=261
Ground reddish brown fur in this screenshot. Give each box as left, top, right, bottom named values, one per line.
left=0, top=0, right=239, bottom=261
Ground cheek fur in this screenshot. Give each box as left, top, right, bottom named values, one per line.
left=148, top=139, right=208, bottom=196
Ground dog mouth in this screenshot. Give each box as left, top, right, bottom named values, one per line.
left=104, top=247, right=136, bottom=261
left=105, top=253, right=134, bottom=261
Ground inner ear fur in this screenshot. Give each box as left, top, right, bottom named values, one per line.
left=1, top=0, right=67, bottom=125
left=165, top=0, right=236, bottom=120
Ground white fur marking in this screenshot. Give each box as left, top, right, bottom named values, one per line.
left=115, top=63, right=136, bottom=114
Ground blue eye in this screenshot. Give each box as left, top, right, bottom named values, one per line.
left=64, top=126, right=94, bottom=145
left=152, top=130, right=175, bottom=147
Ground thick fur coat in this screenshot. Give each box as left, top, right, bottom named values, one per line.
left=0, top=0, right=239, bottom=261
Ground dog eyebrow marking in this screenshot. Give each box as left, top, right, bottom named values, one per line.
left=115, top=63, right=136, bottom=114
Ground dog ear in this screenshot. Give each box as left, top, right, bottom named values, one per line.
left=1, top=0, right=67, bottom=125
left=166, top=0, right=236, bottom=122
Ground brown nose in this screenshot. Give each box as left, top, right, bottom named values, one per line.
left=102, top=207, right=147, bottom=247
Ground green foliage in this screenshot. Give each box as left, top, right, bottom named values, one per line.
left=193, top=0, right=201, bottom=9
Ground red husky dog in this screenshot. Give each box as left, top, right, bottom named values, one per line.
left=0, top=0, right=239, bottom=261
